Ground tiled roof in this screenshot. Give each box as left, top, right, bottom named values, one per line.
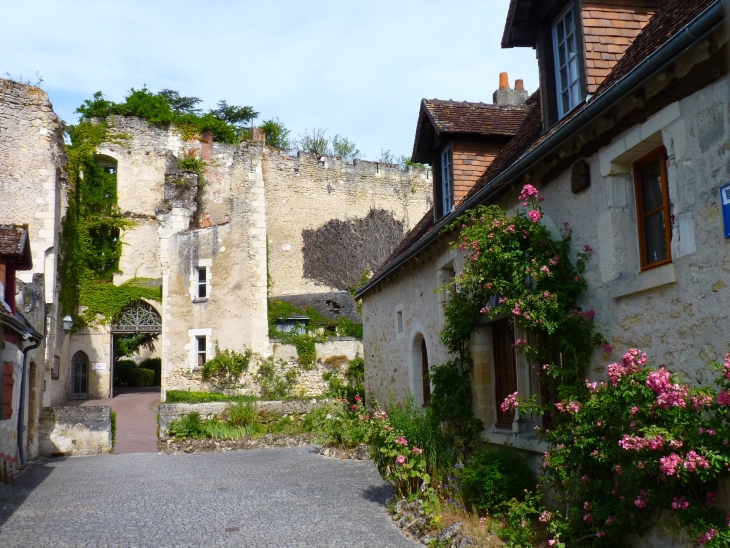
left=594, top=0, right=718, bottom=95
left=378, top=209, right=437, bottom=271
left=424, top=100, right=528, bottom=137
left=365, top=0, right=720, bottom=293
left=0, top=225, right=27, bottom=257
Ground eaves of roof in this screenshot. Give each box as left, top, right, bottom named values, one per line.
left=357, top=0, right=726, bottom=299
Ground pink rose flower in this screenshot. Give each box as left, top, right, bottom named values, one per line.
left=395, top=455, right=406, bottom=465
left=527, top=209, right=542, bottom=223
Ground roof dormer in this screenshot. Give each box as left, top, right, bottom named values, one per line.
left=412, top=74, right=530, bottom=220
left=502, top=0, right=659, bottom=128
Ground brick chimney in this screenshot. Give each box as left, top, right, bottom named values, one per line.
left=492, top=72, right=529, bottom=106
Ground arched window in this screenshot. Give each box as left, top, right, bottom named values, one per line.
left=70, top=351, right=89, bottom=399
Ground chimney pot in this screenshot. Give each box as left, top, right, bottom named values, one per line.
left=515, top=79, right=524, bottom=91
left=499, top=72, right=509, bottom=89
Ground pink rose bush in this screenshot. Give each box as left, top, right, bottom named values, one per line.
left=532, top=349, right=730, bottom=546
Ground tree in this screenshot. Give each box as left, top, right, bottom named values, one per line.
left=209, top=100, right=258, bottom=126
left=296, top=128, right=330, bottom=156
left=260, top=118, right=291, bottom=150
left=157, top=89, right=202, bottom=114
left=331, top=135, right=360, bottom=161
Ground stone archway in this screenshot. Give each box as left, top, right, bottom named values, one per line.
left=110, top=301, right=162, bottom=397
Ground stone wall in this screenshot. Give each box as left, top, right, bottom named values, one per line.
left=39, top=406, right=112, bottom=455
left=0, top=79, right=69, bottom=408
left=158, top=399, right=321, bottom=437
left=166, top=338, right=362, bottom=396
left=362, top=75, right=730, bottom=448
left=263, top=151, right=433, bottom=296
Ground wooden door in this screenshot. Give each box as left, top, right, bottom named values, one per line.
left=421, top=339, right=430, bottom=407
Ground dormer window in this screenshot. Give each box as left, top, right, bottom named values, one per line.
left=553, top=3, right=581, bottom=119
left=441, top=145, right=454, bottom=215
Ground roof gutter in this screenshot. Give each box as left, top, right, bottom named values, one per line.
left=356, top=0, right=726, bottom=299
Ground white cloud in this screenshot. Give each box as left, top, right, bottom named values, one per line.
left=3, top=0, right=538, bottom=159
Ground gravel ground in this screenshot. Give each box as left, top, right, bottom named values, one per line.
left=0, top=447, right=418, bottom=548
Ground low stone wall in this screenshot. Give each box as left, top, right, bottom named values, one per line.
left=39, top=406, right=112, bottom=456
left=158, top=399, right=322, bottom=438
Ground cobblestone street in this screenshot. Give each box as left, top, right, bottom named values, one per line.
left=0, top=448, right=417, bottom=548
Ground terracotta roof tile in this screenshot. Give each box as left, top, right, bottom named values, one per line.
left=0, top=225, right=27, bottom=257
left=423, top=100, right=528, bottom=137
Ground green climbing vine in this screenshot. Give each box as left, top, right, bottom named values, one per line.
left=442, top=184, right=605, bottom=396
left=58, top=119, right=160, bottom=328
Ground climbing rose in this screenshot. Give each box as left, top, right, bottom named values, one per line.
left=501, top=392, right=519, bottom=413
left=718, top=390, right=730, bottom=406
left=395, top=455, right=406, bottom=465
left=671, top=496, right=690, bottom=510
left=698, top=529, right=717, bottom=545
left=659, top=453, right=683, bottom=476
left=646, top=369, right=688, bottom=409
left=519, top=183, right=539, bottom=205
left=527, top=209, right=542, bottom=223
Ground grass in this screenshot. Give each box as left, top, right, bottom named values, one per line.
left=165, top=390, right=257, bottom=404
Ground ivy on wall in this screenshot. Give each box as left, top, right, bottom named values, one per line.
left=58, top=119, right=161, bottom=329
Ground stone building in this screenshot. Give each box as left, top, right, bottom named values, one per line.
left=0, top=225, right=45, bottom=470
left=358, top=0, right=729, bottom=451
left=0, top=84, right=434, bottom=406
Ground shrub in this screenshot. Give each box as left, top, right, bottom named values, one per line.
left=336, top=317, right=363, bottom=338
left=201, top=348, right=252, bottom=387
left=168, top=412, right=206, bottom=439
left=460, top=448, right=537, bottom=514
left=303, top=398, right=372, bottom=448
left=164, top=390, right=257, bottom=404
left=111, top=411, right=117, bottom=450
left=227, top=401, right=257, bottom=428
left=114, top=366, right=155, bottom=387
left=257, top=357, right=297, bottom=400
left=139, top=357, right=161, bottom=386
left=116, top=359, right=136, bottom=369
left=532, top=350, right=730, bottom=547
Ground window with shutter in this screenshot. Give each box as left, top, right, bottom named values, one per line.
left=1, top=362, right=14, bottom=420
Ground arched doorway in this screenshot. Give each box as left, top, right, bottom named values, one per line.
left=410, top=333, right=431, bottom=407
left=110, top=300, right=162, bottom=396
left=70, top=351, right=89, bottom=399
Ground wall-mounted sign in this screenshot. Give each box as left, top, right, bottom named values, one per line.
left=92, top=362, right=107, bottom=371
left=721, top=182, right=730, bottom=239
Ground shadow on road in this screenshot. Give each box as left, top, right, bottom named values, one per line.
left=0, top=457, right=61, bottom=530
left=360, top=483, right=393, bottom=504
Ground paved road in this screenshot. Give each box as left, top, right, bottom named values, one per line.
left=0, top=448, right=417, bottom=548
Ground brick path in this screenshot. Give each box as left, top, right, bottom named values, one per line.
left=68, top=388, right=160, bottom=453
left=0, top=448, right=417, bottom=547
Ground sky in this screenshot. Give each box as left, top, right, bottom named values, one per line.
left=2, top=0, right=539, bottom=161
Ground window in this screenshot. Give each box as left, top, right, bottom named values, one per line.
left=634, top=147, right=671, bottom=270
left=492, top=319, right=517, bottom=428
left=553, top=3, right=581, bottom=119
left=396, top=310, right=403, bottom=333
left=196, top=336, right=207, bottom=367
left=441, top=145, right=454, bottom=215
left=196, top=267, right=207, bottom=299
left=1, top=362, right=13, bottom=420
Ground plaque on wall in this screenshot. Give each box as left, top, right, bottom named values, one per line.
left=571, top=160, right=591, bottom=193
left=92, top=362, right=107, bottom=371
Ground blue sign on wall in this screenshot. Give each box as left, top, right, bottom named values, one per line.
left=722, top=183, right=730, bottom=239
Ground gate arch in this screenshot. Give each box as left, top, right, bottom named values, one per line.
left=111, top=300, right=162, bottom=334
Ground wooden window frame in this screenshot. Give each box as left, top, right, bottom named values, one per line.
left=492, top=319, right=517, bottom=429
left=196, top=267, right=207, bottom=299
left=552, top=2, right=581, bottom=119
left=633, top=146, right=672, bottom=271
left=440, top=144, right=454, bottom=216
left=1, top=362, right=13, bottom=420
left=196, top=336, right=207, bottom=367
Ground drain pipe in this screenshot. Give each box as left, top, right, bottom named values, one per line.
left=17, top=311, right=45, bottom=467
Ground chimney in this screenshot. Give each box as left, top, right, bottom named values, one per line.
left=251, top=127, right=267, bottom=145
left=492, top=72, right=529, bottom=106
